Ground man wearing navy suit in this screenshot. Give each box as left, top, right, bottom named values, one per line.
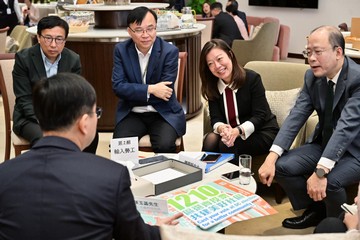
left=0, top=73, right=182, bottom=239
left=259, top=26, right=360, bottom=229
left=112, top=6, right=186, bottom=153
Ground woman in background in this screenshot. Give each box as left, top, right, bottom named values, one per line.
left=199, top=39, right=279, bottom=164
left=22, top=0, right=39, bottom=27
left=0, top=0, right=23, bottom=35
left=202, top=1, right=212, bottom=18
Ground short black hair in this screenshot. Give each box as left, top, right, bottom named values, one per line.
left=226, top=0, right=238, bottom=14
left=33, top=73, right=96, bottom=131
left=127, top=6, right=157, bottom=27
left=210, top=2, right=223, bottom=10
left=37, top=16, right=69, bottom=38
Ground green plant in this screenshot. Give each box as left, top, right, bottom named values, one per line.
left=187, top=0, right=216, bottom=15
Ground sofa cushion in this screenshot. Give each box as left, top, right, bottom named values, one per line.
left=160, top=225, right=360, bottom=240
left=265, top=88, right=301, bottom=127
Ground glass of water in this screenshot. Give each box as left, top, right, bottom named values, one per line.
left=239, top=154, right=252, bottom=185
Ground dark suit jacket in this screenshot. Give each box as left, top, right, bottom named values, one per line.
left=236, top=10, right=249, bottom=34
left=274, top=57, right=360, bottom=161
left=208, top=69, right=279, bottom=137
left=112, top=37, right=186, bottom=136
left=0, top=136, right=160, bottom=240
left=12, top=44, right=81, bottom=135
left=212, top=11, right=243, bottom=47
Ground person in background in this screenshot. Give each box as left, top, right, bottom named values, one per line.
left=12, top=15, right=98, bottom=153
left=314, top=183, right=359, bottom=234
left=258, top=25, right=360, bottom=229
left=227, top=0, right=248, bottom=35
left=199, top=39, right=279, bottom=165
left=0, top=72, right=183, bottom=239
left=226, top=0, right=248, bottom=40
left=22, top=0, right=39, bottom=27
left=0, top=0, right=23, bottom=35
left=112, top=6, right=186, bottom=153
left=210, top=2, right=242, bottom=47
left=202, top=0, right=212, bottom=18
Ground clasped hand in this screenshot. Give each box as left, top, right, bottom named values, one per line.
left=148, top=81, right=173, bottom=101
left=220, top=125, right=238, bottom=147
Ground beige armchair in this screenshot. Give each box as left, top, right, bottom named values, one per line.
left=203, top=61, right=310, bottom=203
left=232, top=22, right=279, bottom=67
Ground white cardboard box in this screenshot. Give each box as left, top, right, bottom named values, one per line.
left=131, top=159, right=202, bottom=196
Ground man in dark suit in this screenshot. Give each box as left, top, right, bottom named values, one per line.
left=0, top=72, right=182, bottom=239
left=259, top=26, right=360, bottom=229
left=12, top=15, right=98, bottom=153
left=210, top=2, right=243, bottom=47
left=112, top=6, right=186, bottom=153
left=227, top=0, right=249, bottom=34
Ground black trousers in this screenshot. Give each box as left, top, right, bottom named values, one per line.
left=113, top=112, right=178, bottom=153
left=20, top=121, right=99, bottom=154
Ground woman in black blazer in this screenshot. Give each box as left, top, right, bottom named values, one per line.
left=199, top=39, right=279, bottom=164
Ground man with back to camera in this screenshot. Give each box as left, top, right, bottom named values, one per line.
left=0, top=72, right=183, bottom=239
left=112, top=6, right=186, bottom=153
left=258, top=25, right=360, bottom=229
left=12, top=15, right=98, bottom=153
left=210, top=2, right=243, bottom=47
left=226, top=0, right=248, bottom=34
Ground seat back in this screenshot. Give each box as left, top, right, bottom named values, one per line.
left=174, top=52, right=187, bottom=104
left=232, top=22, right=279, bottom=67
left=9, top=25, right=32, bottom=52
left=196, top=17, right=214, bottom=49
left=0, top=27, right=9, bottom=54
left=244, top=61, right=310, bottom=91
left=0, top=56, right=15, bottom=160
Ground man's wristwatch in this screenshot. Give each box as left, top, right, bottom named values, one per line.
left=314, top=168, right=328, bottom=178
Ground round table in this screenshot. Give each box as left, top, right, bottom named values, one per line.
left=63, top=3, right=168, bottom=28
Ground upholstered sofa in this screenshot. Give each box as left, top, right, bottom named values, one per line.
left=160, top=225, right=360, bottom=240
left=247, top=16, right=290, bottom=61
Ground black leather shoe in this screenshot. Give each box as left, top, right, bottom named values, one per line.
left=282, top=209, right=326, bottom=229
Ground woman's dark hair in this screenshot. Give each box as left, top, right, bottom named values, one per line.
left=202, top=1, right=212, bottom=18
left=127, top=6, right=157, bottom=27
left=37, top=16, right=69, bottom=38
left=33, top=73, right=96, bottom=131
left=199, top=39, right=246, bottom=101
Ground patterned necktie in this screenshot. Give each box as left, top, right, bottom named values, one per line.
left=225, top=87, right=237, bottom=128
left=322, top=80, right=335, bottom=148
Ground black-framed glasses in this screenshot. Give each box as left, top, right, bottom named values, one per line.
left=40, top=35, right=66, bottom=45
left=128, top=26, right=156, bottom=35
left=302, top=45, right=338, bottom=58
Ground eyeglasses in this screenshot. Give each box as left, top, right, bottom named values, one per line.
left=302, top=45, right=338, bottom=58
left=40, top=35, right=66, bottom=45
left=128, top=26, right=156, bottom=35
left=89, top=107, right=102, bottom=119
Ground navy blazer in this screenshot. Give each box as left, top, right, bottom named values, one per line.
left=112, top=37, right=186, bottom=136
left=0, top=136, right=160, bottom=239
left=12, top=44, right=81, bottom=135
left=274, top=57, right=360, bottom=161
